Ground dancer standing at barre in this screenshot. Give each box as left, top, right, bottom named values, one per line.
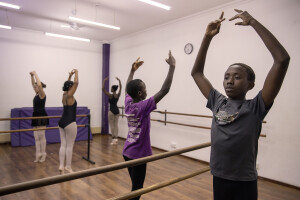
left=191, top=10, right=290, bottom=200
left=123, top=51, right=176, bottom=200
left=30, top=71, right=49, bottom=162
left=58, top=69, right=79, bottom=173
left=102, top=76, right=122, bottom=145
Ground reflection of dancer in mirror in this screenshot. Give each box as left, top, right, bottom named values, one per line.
left=102, top=77, right=122, bottom=145
left=123, top=51, right=176, bottom=200
left=191, top=10, right=290, bottom=200
left=58, top=69, right=79, bottom=173
left=30, top=71, right=49, bottom=163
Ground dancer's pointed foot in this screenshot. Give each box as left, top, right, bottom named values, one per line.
left=34, top=153, right=42, bottom=163
left=64, top=167, right=73, bottom=173
left=39, top=153, right=47, bottom=162
left=59, top=166, right=64, bottom=172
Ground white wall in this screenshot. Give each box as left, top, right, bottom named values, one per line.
left=0, top=28, right=102, bottom=131
left=110, top=0, right=300, bottom=187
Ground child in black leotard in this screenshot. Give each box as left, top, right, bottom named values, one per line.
left=58, top=69, right=79, bottom=173
left=30, top=71, right=49, bottom=163
left=102, top=77, right=122, bottom=144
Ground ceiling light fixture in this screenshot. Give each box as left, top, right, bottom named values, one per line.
left=60, top=25, right=71, bottom=28
left=138, top=0, right=171, bottom=10
left=0, top=24, right=11, bottom=29
left=69, top=16, right=120, bottom=30
left=45, top=32, right=90, bottom=42
left=0, top=2, right=20, bottom=9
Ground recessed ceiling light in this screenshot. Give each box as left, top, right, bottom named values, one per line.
left=61, top=25, right=71, bottom=28
left=0, top=24, right=12, bottom=29
left=138, top=0, right=171, bottom=10
left=0, top=2, right=20, bottom=9
left=69, top=16, right=120, bottom=30
left=45, top=32, right=90, bottom=42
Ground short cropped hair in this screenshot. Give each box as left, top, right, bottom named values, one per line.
left=126, top=79, right=143, bottom=98
left=111, top=85, right=118, bottom=92
left=63, top=81, right=74, bottom=91
left=230, top=63, right=255, bottom=82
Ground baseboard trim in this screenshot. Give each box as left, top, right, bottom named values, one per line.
left=0, top=133, right=10, bottom=144
left=91, top=127, right=101, bottom=135
left=115, top=136, right=300, bottom=190
left=257, top=176, right=300, bottom=190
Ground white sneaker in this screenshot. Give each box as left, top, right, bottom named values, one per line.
left=110, top=139, right=118, bottom=145
left=110, top=139, right=115, bottom=145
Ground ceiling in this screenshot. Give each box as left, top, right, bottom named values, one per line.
left=0, top=0, right=235, bottom=42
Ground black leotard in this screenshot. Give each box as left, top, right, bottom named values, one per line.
left=109, top=96, right=120, bottom=115
left=58, top=100, right=77, bottom=129
left=31, top=95, right=49, bottom=126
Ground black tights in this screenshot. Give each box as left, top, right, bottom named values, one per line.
left=123, top=155, right=147, bottom=200
left=213, top=176, right=258, bottom=200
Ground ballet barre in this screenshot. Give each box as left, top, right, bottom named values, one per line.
left=0, top=114, right=89, bottom=121
left=109, top=166, right=211, bottom=200
left=0, top=114, right=95, bottom=164
left=0, top=142, right=211, bottom=196
left=119, top=106, right=267, bottom=137
left=0, top=125, right=86, bottom=134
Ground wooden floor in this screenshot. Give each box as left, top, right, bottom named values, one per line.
left=0, top=135, right=299, bottom=200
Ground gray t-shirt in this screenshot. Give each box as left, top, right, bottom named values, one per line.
left=207, top=89, right=272, bottom=181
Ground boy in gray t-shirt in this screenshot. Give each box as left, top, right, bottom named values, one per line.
left=191, top=10, right=290, bottom=200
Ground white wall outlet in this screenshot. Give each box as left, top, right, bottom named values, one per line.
left=171, top=142, right=177, bottom=149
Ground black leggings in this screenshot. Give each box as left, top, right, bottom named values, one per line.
left=213, top=176, right=258, bottom=200
left=123, top=155, right=147, bottom=200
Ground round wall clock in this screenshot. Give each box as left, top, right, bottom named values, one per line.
left=184, top=43, right=193, bottom=54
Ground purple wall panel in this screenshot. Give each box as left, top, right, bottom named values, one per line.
left=101, top=43, right=110, bottom=134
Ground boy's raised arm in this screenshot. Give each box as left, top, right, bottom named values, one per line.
left=191, top=12, right=225, bottom=99
left=229, top=9, right=290, bottom=107
left=154, top=50, right=176, bottom=104
left=126, top=57, right=144, bottom=94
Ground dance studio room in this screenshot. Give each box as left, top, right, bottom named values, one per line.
left=0, top=0, right=299, bottom=199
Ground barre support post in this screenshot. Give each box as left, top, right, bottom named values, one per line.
left=164, top=110, right=167, bottom=126
left=82, top=114, right=95, bottom=164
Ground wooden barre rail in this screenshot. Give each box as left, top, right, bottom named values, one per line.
left=155, top=110, right=212, bottom=119
left=0, top=142, right=211, bottom=196
left=0, top=125, right=87, bottom=134
left=119, top=106, right=266, bottom=123
left=121, top=115, right=266, bottom=137
left=0, top=114, right=95, bottom=165
left=0, top=115, right=89, bottom=121
left=153, top=119, right=211, bottom=130
left=120, top=114, right=211, bottom=130
left=108, top=166, right=211, bottom=200
left=153, top=119, right=266, bottom=137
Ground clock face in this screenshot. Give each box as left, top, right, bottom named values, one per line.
left=184, top=43, right=193, bottom=54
